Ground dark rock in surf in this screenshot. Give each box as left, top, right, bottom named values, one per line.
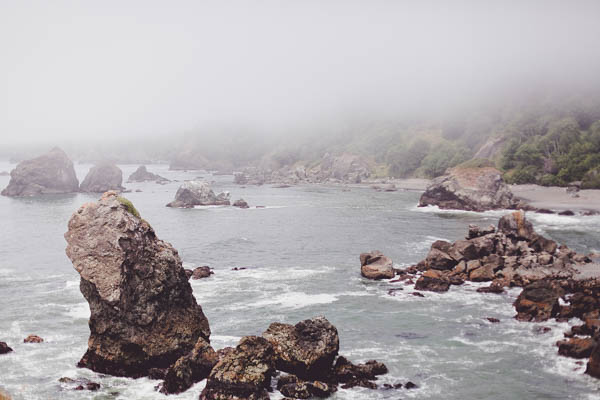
left=58, top=377, right=101, bottom=391
left=192, top=266, right=213, bottom=279
left=127, top=165, right=168, bottom=183
left=233, top=198, right=250, bottom=208
left=262, top=316, right=339, bottom=380
left=160, top=337, right=218, bottom=394
left=514, top=280, right=563, bottom=322
left=80, top=163, right=125, bottom=193
left=1, top=147, right=79, bottom=197
left=199, top=336, right=274, bottom=400
left=64, top=191, right=210, bottom=378
left=166, top=181, right=230, bottom=208
left=557, top=337, right=596, bottom=359
left=0, top=342, right=13, bottom=354
left=360, top=251, right=395, bottom=280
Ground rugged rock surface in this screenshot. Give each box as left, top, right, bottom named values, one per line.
left=0, top=342, right=13, bottom=354
left=127, top=166, right=168, bottom=183
left=58, top=377, right=101, bottom=391
left=192, top=266, right=214, bottom=279
left=360, top=251, right=395, bottom=280
left=418, top=166, right=522, bottom=211
left=1, top=147, right=79, bottom=196
left=199, top=336, right=275, bottom=400
left=23, top=334, right=43, bottom=343
left=64, top=191, right=210, bottom=377
left=557, top=337, right=596, bottom=359
left=514, top=280, right=563, bottom=322
left=166, top=181, right=231, bottom=208
left=262, top=317, right=339, bottom=380
left=80, top=163, right=125, bottom=193
left=160, top=337, right=218, bottom=394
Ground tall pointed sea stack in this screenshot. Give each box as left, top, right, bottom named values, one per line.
left=64, top=191, right=210, bottom=377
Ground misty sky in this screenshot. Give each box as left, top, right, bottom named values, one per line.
left=1, top=0, right=600, bottom=145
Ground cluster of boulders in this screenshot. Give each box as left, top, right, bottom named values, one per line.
left=234, top=153, right=371, bottom=186
left=166, top=181, right=231, bottom=208
left=64, top=192, right=393, bottom=397
left=418, top=166, right=525, bottom=212
left=361, top=210, right=600, bottom=379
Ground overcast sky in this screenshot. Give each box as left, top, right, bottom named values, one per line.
left=1, top=0, right=599, bottom=146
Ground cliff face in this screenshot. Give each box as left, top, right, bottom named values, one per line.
left=65, top=191, right=210, bottom=377
left=1, top=147, right=79, bottom=197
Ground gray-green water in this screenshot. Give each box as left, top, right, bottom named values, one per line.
left=1, top=163, right=600, bottom=399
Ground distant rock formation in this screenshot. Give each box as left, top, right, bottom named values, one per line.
left=233, top=198, right=249, bottom=208
left=80, top=163, right=124, bottom=193
left=64, top=191, right=211, bottom=377
left=166, top=181, right=231, bottom=208
left=233, top=153, right=372, bottom=186
left=127, top=165, right=168, bottom=183
left=418, top=166, right=522, bottom=211
left=169, top=150, right=209, bottom=171
left=1, top=147, right=79, bottom=196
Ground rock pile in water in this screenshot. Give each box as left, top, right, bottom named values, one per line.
left=127, top=165, right=168, bottom=183
left=360, top=251, right=395, bottom=280
left=65, top=191, right=211, bottom=378
left=166, top=181, right=230, bottom=208
left=418, top=166, right=523, bottom=211
left=1, top=147, right=79, bottom=197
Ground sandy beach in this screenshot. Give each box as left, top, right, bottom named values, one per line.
left=510, top=184, right=600, bottom=213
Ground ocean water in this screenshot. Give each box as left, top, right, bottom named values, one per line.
left=1, top=162, right=600, bottom=400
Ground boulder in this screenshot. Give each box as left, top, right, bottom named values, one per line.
left=80, top=163, right=124, bottom=193
left=64, top=191, right=210, bottom=377
left=277, top=375, right=336, bottom=398
left=0, top=342, right=13, bottom=354
left=192, top=266, right=213, bottom=279
left=514, top=280, right=563, bottom=322
left=418, top=166, right=520, bottom=211
left=557, top=337, right=596, bottom=359
left=166, top=181, right=231, bottom=208
left=160, top=337, right=218, bottom=394
left=262, top=316, right=339, bottom=380
left=23, top=334, right=43, bottom=343
left=587, top=343, right=600, bottom=378
left=333, top=356, right=388, bottom=388
left=414, top=270, right=450, bottom=292
left=200, top=336, right=274, bottom=400
left=233, top=198, right=250, bottom=209
left=127, top=166, right=168, bottom=183
left=1, top=147, right=79, bottom=196
left=498, top=211, right=536, bottom=241
left=58, top=377, right=101, bottom=391
left=360, top=251, right=395, bottom=280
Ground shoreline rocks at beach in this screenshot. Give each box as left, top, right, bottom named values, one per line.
left=1, top=147, right=79, bottom=197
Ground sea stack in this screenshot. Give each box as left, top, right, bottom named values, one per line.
left=1, top=147, right=79, bottom=196
left=166, top=181, right=231, bottom=208
left=64, top=191, right=210, bottom=377
left=418, top=165, right=522, bottom=211
left=79, top=163, right=125, bottom=193
left=127, top=165, right=168, bottom=183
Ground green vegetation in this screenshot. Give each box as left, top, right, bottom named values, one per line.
left=117, top=196, right=141, bottom=218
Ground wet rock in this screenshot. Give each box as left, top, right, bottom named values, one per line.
left=1, top=147, right=79, bottom=197
left=486, top=317, right=500, bottom=323
left=262, top=316, right=339, bottom=380
left=80, top=163, right=125, bottom=193
left=477, top=281, right=506, bottom=294
left=184, top=269, right=193, bottom=279
left=233, top=198, right=249, bottom=208
left=200, top=336, right=274, bottom=400
left=586, top=343, right=600, bottom=378
left=23, top=334, right=43, bottom=343
left=333, top=356, right=387, bottom=388
left=58, top=377, right=101, bottom=391
left=191, top=266, right=213, bottom=279
left=0, top=342, right=13, bottom=354
left=498, top=211, right=536, bottom=241
left=424, top=242, right=457, bottom=270
left=277, top=374, right=336, bottom=398
left=514, top=280, right=563, bottom=322
left=360, top=251, right=395, bottom=280
left=127, top=166, right=168, bottom=183
left=557, top=337, right=596, bottom=359
left=405, top=381, right=418, bottom=389
left=166, top=181, right=231, bottom=208
left=559, top=210, right=575, bottom=216
left=64, top=191, right=210, bottom=377
left=418, top=166, right=521, bottom=211
left=160, top=337, right=218, bottom=394
left=412, top=291, right=425, bottom=297
left=414, top=270, right=450, bottom=292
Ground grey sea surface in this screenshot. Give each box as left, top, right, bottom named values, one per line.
left=1, top=162, right=600, bottom=399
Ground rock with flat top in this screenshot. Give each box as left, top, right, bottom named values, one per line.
left=360, top=251, right=395, bottom=280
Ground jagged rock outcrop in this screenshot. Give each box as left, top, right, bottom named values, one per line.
left=200, top=336, right=275, bottom=400
left=64, top=191, right=210, bottom=377
left=360, top=251, right=395, bottom=280
left=127, top=166, right=168, bottom=183
left=80, top=163, right=125, bottom=193
left=160, top=337, right=218, bottom=394
left=1, top=147, right=79, bottom=196
left=418, top=166, right=522, bottom=211
left=166, top=181, right=231, bottom=208
left=262, top=316, right=339, bottom=380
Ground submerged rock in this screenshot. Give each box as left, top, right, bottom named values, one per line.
left=64, top=191, right=210, bottom=377
left=418, top=166, right=521, bottom=211
left=360, top=251, right=395, bottom=280
left=262, top=316, right=339, bottom=380
left=80, top=163, right=124, bottom=193
left=23, top=334, right=43, bottom=343
left=200, top=336, right=274, bottom=400
left=127, top=165, right=168, bottom=183
left=166, top=181, right=231, bottom=208
left=1, top=147, right=79, bottom=197
left=0, top=342, right=13, bottom=354
left=58, top=377, right=101, bottom=391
